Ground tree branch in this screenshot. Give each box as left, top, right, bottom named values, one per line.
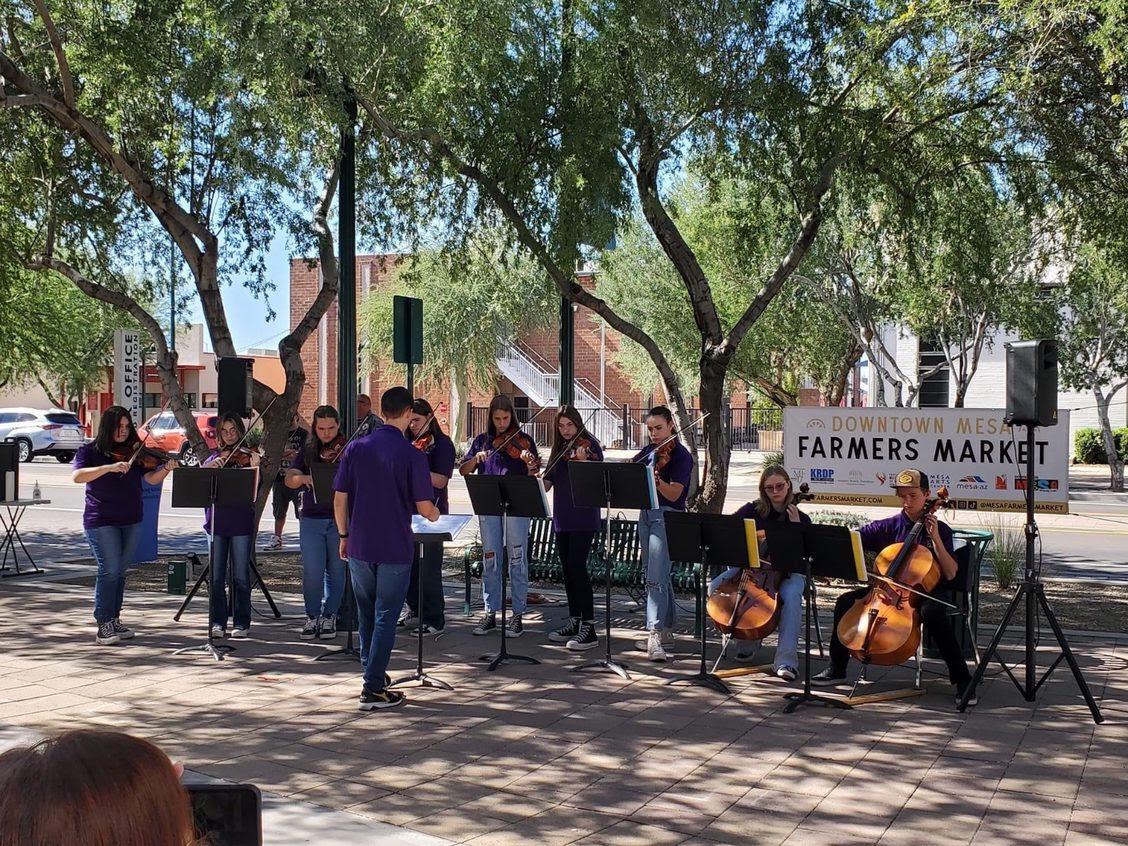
left=30, top=0, right=74, bottom=107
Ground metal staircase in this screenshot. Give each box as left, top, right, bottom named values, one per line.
left=496, top=343, right=622, bottom=446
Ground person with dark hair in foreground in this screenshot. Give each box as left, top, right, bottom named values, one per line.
left=0, top=730, right=196, bottom=846
left=335, top=387, right=440, bottom=710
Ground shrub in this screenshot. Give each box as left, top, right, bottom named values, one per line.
left=1074, top=427, right=1128, bottom=464
left=760, top=449, right=786, bottom=469
left=811, top=510, right=869, bottom=530
left=984, top=520, right=1023, bottom=590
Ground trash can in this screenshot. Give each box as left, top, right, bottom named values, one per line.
left=130, top=478, right=163, bottom=564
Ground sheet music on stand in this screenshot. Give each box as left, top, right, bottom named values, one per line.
left=412, top=513, right=474, bottom=539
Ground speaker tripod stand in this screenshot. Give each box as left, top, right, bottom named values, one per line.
left=957, top=421, right=1103, bottom=724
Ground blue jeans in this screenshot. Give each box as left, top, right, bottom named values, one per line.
left=349, top=559, right=412, bottom=691
left=210, top=533, right=252, bottom=630
left=478, top=515, right=530, bottom=614
left=85, top=522, right=141, bottom=624
left=299, top=517, right=346, bottom=619
left=640, top=508, right=675, bottom=631
left=709, top=568, right=806, bottom=671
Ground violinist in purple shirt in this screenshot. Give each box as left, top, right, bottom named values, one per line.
left=72, top=406, right=177, bottom=646
left=541, top=405, right=604, bottom=652
left=201, top=414, right=260, bottom=641
left=459, top=394, right=540, bottom=639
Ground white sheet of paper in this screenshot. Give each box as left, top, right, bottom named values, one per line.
left=412, top=513, right=474, bottom=538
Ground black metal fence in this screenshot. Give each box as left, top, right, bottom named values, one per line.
left=465, top=404, right=782, bottom=452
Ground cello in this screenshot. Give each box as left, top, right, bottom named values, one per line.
left=706, top=483, right=815, bottom=643
left=835, top=486, right=950, bottom=666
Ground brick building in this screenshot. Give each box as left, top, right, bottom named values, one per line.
left=290, top=253, right=756, bottom=447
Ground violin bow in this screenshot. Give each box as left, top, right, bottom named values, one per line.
left=631, top=411, right=711, bottom=463
left=217, top=395, right=278, bottom=468
left=539, top=409, right=600, bottom=479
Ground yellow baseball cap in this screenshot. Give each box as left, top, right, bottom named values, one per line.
left=891, top=468, right=929, bottom=490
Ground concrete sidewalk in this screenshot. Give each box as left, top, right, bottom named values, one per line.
left=1, top=572, right=1125, bottom=845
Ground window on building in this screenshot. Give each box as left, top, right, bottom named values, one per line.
left=144, top=392, right=162, bottom=409
left=182, top=393, right=197, bottom=409
left=918, top=339, right=950, bottom=408
left=202, top=393, right=218, bottom=409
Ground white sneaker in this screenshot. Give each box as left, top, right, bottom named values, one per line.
left=646, top=630, right=668, bottom=663
left=263, top=535, right=283, bottom=550
left=230, top=627, right=249, bottom=639
left=635, top=631, right=674, bottom=652
left=210, top=624, right=226, bottom=640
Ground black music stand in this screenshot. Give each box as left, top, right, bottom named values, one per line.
left=763, top=521, right=865, bottom=713
left=465, top=475, right=548, bottom=671
left=170, top=467, right=255, bottom=661
left=664, top=513, right=757, bottom=695
left=389, top=515, right=472, bottom=689
left=569, top=461, right=657, bottom=680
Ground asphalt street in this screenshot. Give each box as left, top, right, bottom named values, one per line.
left=4, top=455, right=1126, bottom=582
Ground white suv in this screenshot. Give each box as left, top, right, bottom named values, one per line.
left=0, top=408, right=88, bottom=463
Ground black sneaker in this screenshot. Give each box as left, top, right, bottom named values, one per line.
left=506, top=614, right=524, bottom=638
left=811, top=667, right=847, bottom=686
left=111, top=619, right=134, bottom=640
left=955, top=679, right=978, bottom=707
left=95, top=622, right=121, bottom=645
left=567, top=622, right=599, bottom=651
left=472, top=612, right=497, bottom=636
left=300, top=617, right=318, bottom=640
left=358, top=687, right=405, bottom=711
left=549, top=617, right=580, bottom=643
left=319, top=615, right=338, bottom=639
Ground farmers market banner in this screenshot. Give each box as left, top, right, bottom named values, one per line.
left=783, top=407, right=1071, bottom=514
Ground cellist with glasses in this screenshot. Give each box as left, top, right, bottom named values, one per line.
left=812, top=468, right=976, bottom=706
left=708, top=465, right=810, bottom=681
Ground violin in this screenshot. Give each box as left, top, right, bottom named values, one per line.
left=491, top=429, right=539, bottom=471
left=412, top=433, right=434, bottom=453
left=652, top=439, right=674, bottom=474
left=217, top=444, right=258, bottom=468
left=836, top=487, right=950, bottom=666
left=316, top=433, right=347, bottom=463
left=109, top=442, right=178, bottom=472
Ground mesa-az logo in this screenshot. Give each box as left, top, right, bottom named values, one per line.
left=957, top=475, right=988, bottom=490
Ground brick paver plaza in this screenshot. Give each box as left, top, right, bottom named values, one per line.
left=1, top=576, right=1125, bottom=845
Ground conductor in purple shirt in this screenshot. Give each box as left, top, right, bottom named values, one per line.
left=334, top=387, right=439, bottom=711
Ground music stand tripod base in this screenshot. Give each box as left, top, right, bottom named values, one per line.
left=391, top=535, right=455, bottom=690
left=173, top=640, right=233, bottom=661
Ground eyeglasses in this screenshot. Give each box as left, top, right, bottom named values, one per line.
left=764, top=483, right=789, bottom=493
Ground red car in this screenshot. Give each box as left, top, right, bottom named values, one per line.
left=137, top=411, right=219, bottom=464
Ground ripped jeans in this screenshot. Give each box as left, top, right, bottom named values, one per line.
left=640, top=507, right=676, bottom=632
left=479, top=514, right=530, bottom=614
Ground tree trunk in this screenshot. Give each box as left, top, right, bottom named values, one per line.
left=449, top=367, right=470, bottom=444
left=694, top=359, right=730, bottom=513
left=1094, top=387, right=1125, bottom=492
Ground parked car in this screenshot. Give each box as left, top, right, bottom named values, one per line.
left=0, top=408, right=88, bottom=463
left=136, top=411, right=219, bottom=464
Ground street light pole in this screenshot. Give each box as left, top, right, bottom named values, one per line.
left=337, top=91, right=358, bottom=428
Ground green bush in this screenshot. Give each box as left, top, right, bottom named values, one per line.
left=760, top=449, right=786, bottom=469
left=1074, top=427, right=1128, bottom=464
left=984, top=520, right=1023, bottom=590
left=811, top=510, right=869, bottom=530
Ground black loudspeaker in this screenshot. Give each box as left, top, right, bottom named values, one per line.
left=1005, top=340, right=1058, bottom=427
left=217, top=357, right=254, bottom=419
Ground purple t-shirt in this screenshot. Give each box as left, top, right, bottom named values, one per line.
left=544, top=437, right=604, bottom=533
left=290, top=447, right=334, bottom=519
left=417, top=433, right=456, bottom=515
left=461, top=431, right=541, bottom=477
left=859, top=511, right=955, bottom=559
left=73, top=443, right=144, bottom=529
left=333, top=425, right=432, bottom=565
left=631, top=440, right=693, bottom=510
left=201, top=451, right=257, bottom=537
